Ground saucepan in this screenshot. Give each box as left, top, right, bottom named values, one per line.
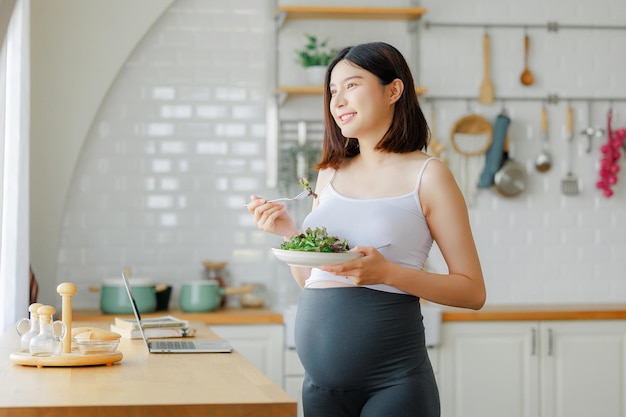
left=179, top=280, right=254, bottom=312
left=494, top=136, right=528, bottom=197
left=90, top=277, right=170, bottom=314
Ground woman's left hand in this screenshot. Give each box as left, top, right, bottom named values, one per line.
left=320, top=246, right=391, bottom=286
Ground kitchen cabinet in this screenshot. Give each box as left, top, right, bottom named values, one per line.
left=284, top=348, right=305, bottom=417
left=211, top=324, right=284, bottom=388
left=438, top=320, right=626, bottom=417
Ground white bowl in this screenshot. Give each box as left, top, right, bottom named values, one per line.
left=272, top=248, right=362, bottom=268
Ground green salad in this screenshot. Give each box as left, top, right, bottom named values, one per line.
left=281, top=227, right=350, bottom=253
left=299, top=177, right=318, bottom=199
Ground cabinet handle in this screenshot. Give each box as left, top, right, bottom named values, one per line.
left=531, top=328, right=537, bottom=356
left=547, top=328, right=553, bottom=356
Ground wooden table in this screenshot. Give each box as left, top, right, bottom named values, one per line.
left=0, top=321, right=296, bottom=417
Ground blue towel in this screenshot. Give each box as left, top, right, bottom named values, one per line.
left=478, top=113, right=510, bottom=188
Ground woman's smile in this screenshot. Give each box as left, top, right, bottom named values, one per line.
left=338, top=112, right=356, bottom=124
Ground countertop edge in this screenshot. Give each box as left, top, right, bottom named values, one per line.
left=440, top=304, right=626, bottom=322
left=71, top=308, right=284, bottom=325
left=72, top=305, right=626, bottom=325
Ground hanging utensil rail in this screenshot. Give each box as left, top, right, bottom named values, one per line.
left=424, top=21, right=626, bottom=32
left=423, top=95, right=626, bottom=105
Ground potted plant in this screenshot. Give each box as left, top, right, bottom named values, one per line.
left=295, top=34, right=337, bottom=85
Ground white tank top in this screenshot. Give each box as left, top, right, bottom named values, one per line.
left=301, top=157, right=436, bottom=294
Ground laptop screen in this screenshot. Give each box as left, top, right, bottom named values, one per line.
left=120, top=270, right=152, bottom=348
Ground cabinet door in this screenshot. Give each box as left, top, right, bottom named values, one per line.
left=211, top=324, right=284, bottom=387
left=541, top=320, right=626, bottom=417
left=439, top=322, right=539, bottom=417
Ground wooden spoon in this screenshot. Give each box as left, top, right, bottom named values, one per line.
left=479, top=33, right=495, bottom=105
left=520, top=34, right=534, bottom=86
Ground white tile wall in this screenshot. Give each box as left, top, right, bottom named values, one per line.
left=57, top=0, right=626, bottom=309
left=420, top=0, right=626, bottom=304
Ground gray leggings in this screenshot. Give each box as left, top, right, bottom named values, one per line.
left=295, top=287, right=440, bottom=417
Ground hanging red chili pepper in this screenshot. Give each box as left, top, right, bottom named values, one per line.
left=596, top=109, right=625, bottom=198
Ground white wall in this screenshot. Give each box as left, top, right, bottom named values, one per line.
left=29, top=0, right=173, bottom=308
left=30, top=0, right=626, bottom=311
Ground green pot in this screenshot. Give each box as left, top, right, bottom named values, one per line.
left=179, top=280, right=223, bottom=313
left=100, top=277, right=157, bottom=314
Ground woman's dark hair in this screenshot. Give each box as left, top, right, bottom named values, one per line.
left=316, top=42, right=430, bottom=170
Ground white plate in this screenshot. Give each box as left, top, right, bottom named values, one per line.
left=271, top=248, right=362, bottom=267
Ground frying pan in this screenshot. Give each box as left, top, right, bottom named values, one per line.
left=494, top=136, right=527, bottom=197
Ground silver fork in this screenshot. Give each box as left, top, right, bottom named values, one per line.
left=244, top=190, right=310, bottom=206
left=268, top=189, right=310, bottom=203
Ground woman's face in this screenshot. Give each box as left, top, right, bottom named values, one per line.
left=329, top=60, right=396, bottom=142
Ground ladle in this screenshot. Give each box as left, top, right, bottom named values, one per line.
left=520, top=34, right=534, bottom=86
left=535, top=106, right=552, bottom=172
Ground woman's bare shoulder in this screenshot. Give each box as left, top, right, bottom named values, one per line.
left=419, top=157, right=466, bottom=209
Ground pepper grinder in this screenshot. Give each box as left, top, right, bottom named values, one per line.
left=57, top=282, right=77, bottom=354
left=203, top=261, right=227, bottom=307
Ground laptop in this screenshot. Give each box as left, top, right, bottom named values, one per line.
left=121, top=270, right=232, bottom=353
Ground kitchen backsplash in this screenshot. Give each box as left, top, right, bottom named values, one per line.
left=57, top=0, right=626, bottom=309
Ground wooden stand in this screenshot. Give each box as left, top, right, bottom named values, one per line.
left=9, top=351, right=123, bottom=368
left=9, top=282, right=123, bottom=368
left=57, top=282, right=77, bottom=353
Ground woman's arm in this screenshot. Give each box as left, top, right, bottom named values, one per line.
left=248, top=169, right=334, bottom=288
left=288, top=169, right=334, bottom=287
left=386, top=160, right=485, bottom=309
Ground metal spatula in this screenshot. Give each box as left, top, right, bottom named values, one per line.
left=562, top=105, right=580, bottom=195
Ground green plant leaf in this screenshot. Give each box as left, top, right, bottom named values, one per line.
left=294, top=33, right=337, bottom=68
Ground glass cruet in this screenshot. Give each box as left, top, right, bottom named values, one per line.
left=29, top=305, right=66, bottom=357
left=16, top=302, right=44, bottom=352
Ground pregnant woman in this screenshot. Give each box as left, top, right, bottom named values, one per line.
left=247, top=41, right=485, bottom=417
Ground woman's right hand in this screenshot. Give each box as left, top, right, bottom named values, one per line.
left=246, top=195, right=298, bottom=239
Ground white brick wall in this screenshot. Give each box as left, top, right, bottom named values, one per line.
left=57, top=0, right=626, bottom=309
left=420, top=0, right=626, bottom=304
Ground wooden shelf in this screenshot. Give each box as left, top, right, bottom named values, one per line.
left=275, top=6, right=427, bottom=21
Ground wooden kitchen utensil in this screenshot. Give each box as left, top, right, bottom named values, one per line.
left=479, top=33, right=495, bottom=105
left=520, top=33, right=534, bottom=86
left=562, top=105, right=580, bottom=195
left=450, top=114, right=493, bottom=156
left=427, top=106, right=446, bottom=162
left=449, top=114, right=493, bottom=205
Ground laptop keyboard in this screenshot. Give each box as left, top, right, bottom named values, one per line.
left=152, top=340, right=195, bottom=350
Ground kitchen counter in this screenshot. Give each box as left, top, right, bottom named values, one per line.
left=72, top=304, right=626, bottom=327
left=440, top=303, right=626, bottom=322
left=72, top=307, right=284, bottom=325
left=0, top=321, right=296, bottom=417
